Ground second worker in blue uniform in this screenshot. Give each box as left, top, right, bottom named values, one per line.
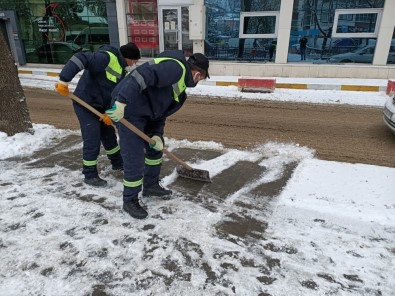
left=55, top=42, right=141, bottom=187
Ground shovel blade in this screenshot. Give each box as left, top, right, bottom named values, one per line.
left=176, top=166, right=211, bottom=183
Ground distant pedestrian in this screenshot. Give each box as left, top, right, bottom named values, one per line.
left=299, top=36, right=308, bottom=61
left=268, top=41, right=277, bottom=61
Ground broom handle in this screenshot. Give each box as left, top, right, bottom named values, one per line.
left=69, top=93, right=116, bottom=128
left=68, top=93, right=193, bottom=170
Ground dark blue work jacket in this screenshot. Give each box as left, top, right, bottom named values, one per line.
left=59, top=45, right=128, bottom=111
left=111, top=50, right=195, bottom=122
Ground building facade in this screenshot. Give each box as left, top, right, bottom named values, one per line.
left=1, top=0, right=394, bottom=78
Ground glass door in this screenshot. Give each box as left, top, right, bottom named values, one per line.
left=160, top=7, right=180, bottom=51
left=181, top=7, right=192, bottom=56
left=159, top=6, right=192, bottom=55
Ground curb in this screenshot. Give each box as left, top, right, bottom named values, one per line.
left=18, top=69, right=386, bottom=92
left=18, top=70, right=61, bottom=77
left=199, top=80, right=386, bottom=92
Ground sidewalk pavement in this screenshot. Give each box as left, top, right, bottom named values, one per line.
left=18, top=65, right=390, bottom=92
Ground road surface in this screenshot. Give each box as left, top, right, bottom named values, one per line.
left=24, top=87, right=395, bottom=168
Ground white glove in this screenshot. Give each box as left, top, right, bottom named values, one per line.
left=106, top=101, right=126, bottom=122
left=149, top=135, right=163, bottom=151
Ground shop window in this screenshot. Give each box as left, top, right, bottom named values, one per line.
left=125, top=0, right=159, bottom=57
left=332, top=9, right=382, bottom=37
left=239, top=12, right=278, bottom=38
left=204, top=0, right=280, bottom=61
left=388, top=28, right=395, bottom=65
left=131, top=2, right=155, bottom=21
left=0, top=0, right=109, bottom=64
left=288, top=0, right=385, bottom=64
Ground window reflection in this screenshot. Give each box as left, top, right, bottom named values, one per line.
left=243, top=16, right=276, bottom=35
left=125, top=0, right=159, bottom=58
left=204, top=0, right=280, bottom=61
left=388, top=28, right=395, bottom=65
left=289, top=0, right=385, bottom=64
left=0, top=0, right=109, bottom=64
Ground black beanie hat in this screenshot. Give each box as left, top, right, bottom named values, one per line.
left=120, top=42, right=141, bottom=60
left=188, top=53, right=210, bottom=79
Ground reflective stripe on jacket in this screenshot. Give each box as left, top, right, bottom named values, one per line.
left=59, top=45, right=127, bottom=110
left=149, top=57, right=186, bottom=102
left=105, top=51, right=123, bottom=83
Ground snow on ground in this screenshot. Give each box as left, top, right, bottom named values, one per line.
left=188, top=84, right=388, bottom=107
left=0, top=74, right=394, bottom=295
left=1, top=124, right=394, bottom=295
left=18, top=73, right=389, bottom=107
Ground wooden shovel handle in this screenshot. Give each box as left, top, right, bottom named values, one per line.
left=68, top=93, right=193, bottom=170
left=68, top=93, right=116, bottom=128
left=119, top=118, right=193, bottom=170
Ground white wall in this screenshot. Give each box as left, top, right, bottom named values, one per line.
left=115, top=0, right=128, bottom=46
left=373, top=0, right=395, bottom=65
left=275, top=0, right=293, bottom=63
left=210, top=61, right=395, bottom=79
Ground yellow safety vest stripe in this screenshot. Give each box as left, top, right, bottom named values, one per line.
left=105, top=51, right=123, bottom=83
left=145, top=157, right=162, bottom=166
left=105, top=145, right=120, bottom=155
left=123, top=178, right=143, bottom=188
left=83, top=159, right=97, bottom=166
left=149, top=57, right=187, bottom=102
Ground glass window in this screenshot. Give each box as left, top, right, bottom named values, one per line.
left=205, top=0, right=280, bottom=62
left=388, top=28, right=395, bottom=65
left=288, top=0, right=385, bottom=64
left=0, top=0, right=108, bottom=64
left=181, top=6, right=192, bottom=57
left=333, top=9, right=381, bottom=37
left=131, top=2, right=155, bottom=21
left=125, top=0, right=159, bottom=58
left=240, top=13, right=278, bottom=38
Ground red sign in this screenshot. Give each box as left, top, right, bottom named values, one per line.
left=127, top=0, right=159, bottom=49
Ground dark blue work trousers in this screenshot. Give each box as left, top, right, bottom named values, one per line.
left=117, top=117, right=163, bottom=202
left=73, top=102, right=122, bottom=178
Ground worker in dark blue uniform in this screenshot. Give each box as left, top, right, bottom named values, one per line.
left=55, top=42, right=141, bottom=187
left=106, top=50, right=209, bottom=219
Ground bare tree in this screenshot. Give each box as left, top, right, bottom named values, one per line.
left=0, top=30, right=33, bottom=136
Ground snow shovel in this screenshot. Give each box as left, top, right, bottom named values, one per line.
left=68, top=93, right=211, bottom=183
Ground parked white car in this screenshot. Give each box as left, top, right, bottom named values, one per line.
left=383, top=95, right=395, bottom=134
left=329, top=44, right=395, bottom=64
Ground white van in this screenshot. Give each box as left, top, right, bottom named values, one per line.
left=73, top=27, right=109, bottom=51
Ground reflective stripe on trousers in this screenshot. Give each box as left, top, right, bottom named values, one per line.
left=118, top=118, right=163, bottom=202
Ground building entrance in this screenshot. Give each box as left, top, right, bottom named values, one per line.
left=159, top=6, right=192, bottom=56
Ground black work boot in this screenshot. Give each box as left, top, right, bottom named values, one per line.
left=143, top=181, right=172, bottom=198
left=123, top=199, right=148, bottom=219
left=84, top=176, right=107, bottom=187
